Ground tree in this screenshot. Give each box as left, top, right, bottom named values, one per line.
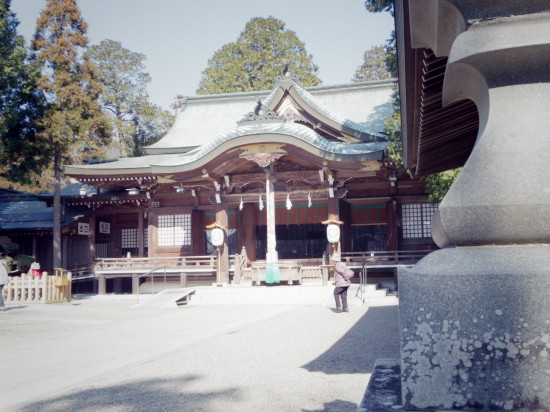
left=424, top=168, right=462, bottom=204
left=129, top=102, right=173, bottom=157
left=0, top=0, right=46, bottom=190
left=31, top=0, right=111, bottom=268
left=364, top=0, right=393, bottom=14
left=86, top=39, right=173, bottom=157
left=197, top=16, right=321, bottom=95
left=352, top=44, right=393, bottom=82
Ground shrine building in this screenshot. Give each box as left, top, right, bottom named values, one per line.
left=61, top=71, right=436, bottom=290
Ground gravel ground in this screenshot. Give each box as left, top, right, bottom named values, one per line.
left=1, top=295, right=399, bottom=412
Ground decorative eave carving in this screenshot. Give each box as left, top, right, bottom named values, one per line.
left=241, top=153, right=284, bottom=168
left=360, top=160, right=382, bottom=172
left=239, top=144, right=287, bottom=168
left=238, top=99, right=285, bottom=124
left=278, top=98, right=303, bottom=123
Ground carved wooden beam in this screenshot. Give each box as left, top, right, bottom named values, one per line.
left=201, top=169, right=224, bottom=187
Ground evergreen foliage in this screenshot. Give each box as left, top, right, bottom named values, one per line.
left=424, top=168, right=462, bottom=204
left=86, top=39, right=173, bottom=157
left=31, top=0, right=111, bottom=267
left=364, top=0, right=394, bottom=15
left=0, top=0, right=46, bottom=190
left=32, top=0, right=111, bottom=182
left=197, top=16, right=320, bottom=95
left=352, top=44, right=392, bottom=82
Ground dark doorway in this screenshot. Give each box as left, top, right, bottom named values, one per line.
left=255, top=224, right=328, bottom=260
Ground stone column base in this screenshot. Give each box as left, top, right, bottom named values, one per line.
left=399, top=245, right=550, bottom=410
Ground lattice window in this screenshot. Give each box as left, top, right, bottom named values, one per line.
left=158, top=214, right=191, bottom=246
left=121, top=228, right=138, bottom=248
left=402, top=203, right=438, bottom=238
left=121, top=228, right=148, bottom=248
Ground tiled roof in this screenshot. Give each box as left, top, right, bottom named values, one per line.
left=65, top=121, right=385, bottom=175
left=145, top=80, right=395, bottom=155
left=0, top=200, right=89, bottom=231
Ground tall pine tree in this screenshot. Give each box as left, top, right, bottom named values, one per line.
left=86, top=39, right=173, bottom=157
left=32, top=0, right=111, bottom=267
left=197, top=16, right=320, bottom=95
left=0, top=0, right=45, bottom=190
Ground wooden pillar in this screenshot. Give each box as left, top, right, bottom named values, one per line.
left=132, top=274, right=139, bottom=295
left=327, top=197, right=340, bottom=220
left=327, top=197, right=341, bottom=254
left=215, top=206, right=229, bottom=283
left=89, top=214, right=96, bottom=263
left=98, top=275, right=106, bottom=295
left=265, top=172, right=278, bottom=264
left=387, top=199, right=398, bottom=251
left=191, top=210, right=205, bottom=255
left=146, top=206, right=153, bottom=257
left=241, top=203, right=257, bottom=261
left=32, top=236, right=37, bottom=260
left=340, top=201, right=351, bottom=253
left=138, top=209, right=144, bottom=257
left=61, top=234, right=68, bottom=268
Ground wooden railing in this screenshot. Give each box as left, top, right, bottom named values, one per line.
left=3, top=269, right=72, bottom=304
left=95, top=255, right=216, bottom=274
left=93, top=256, right=218, bottom=294
left=340, top=250, right=431, bottom=269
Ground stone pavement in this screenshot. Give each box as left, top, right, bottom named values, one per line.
left=1, top=292, right=399, bottom=412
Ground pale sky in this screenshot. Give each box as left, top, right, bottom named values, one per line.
left=11, top=0, right=394, bottom=111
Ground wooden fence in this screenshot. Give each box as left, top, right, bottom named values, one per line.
left=2, top=269, right=72, bottom=304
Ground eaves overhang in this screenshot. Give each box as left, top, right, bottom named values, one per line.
left=149, top=122, right=385, bottom=175
left=64, top=122, right=386, bottom=178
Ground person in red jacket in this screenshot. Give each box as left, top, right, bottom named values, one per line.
left=30, top=262, right=42, bottom=278
left=332, top=253, right=354, bottom=312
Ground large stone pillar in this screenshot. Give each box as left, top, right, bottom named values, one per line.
left=399, top=3, right=550, bottom=410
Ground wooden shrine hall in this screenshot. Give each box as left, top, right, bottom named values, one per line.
left=63, top=70, right=436, bottom=292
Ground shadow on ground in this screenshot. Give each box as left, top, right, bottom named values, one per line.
left=302, top=305, right=400, bottom=375
left=302, top=399, right=358, bottom=412
left=21, top=375, right=241, bottom=412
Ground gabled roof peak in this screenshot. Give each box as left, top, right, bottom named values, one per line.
left=275, top=64, right=303, bottom=88
left=238, top=99, right=285, bottom=125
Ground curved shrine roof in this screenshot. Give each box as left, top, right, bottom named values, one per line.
left=145, top=79, right=395, bottom=155
left=65, top=121, right=386, bottom=177
left=64, top=78, right=394, bottom=178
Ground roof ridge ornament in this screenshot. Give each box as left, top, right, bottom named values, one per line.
left=238, top=99, right=285, bottom=124
left=172, top=95, right=187, bottom=112
left=275, top=63, right=303, bottom=87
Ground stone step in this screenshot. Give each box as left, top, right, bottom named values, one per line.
left=132, top=288, right=196, bottom=309
left=187, top=283, right=391, bottom=306
left=188, top=284, right=335, bottom=305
